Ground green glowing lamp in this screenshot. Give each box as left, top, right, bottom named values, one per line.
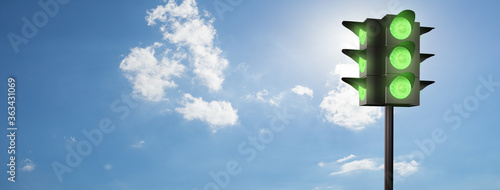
left=390, top=10, right=415, bottom=40
left=389, top=73, right=415, bottom=99
left=358, top=85, right=366, bottom=100
left=359, top=28, right=366, bottom=45
left=389, top=41, right=415, bottom=70
left=359, top=56, right=366, bottom=73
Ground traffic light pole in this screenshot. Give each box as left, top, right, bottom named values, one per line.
left=385, top=105, right=394, bottom=190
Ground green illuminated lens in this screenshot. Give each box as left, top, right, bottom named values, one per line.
left=390, top=17, right=412, bottom=40
left=358, top=86, right=366, bottom=101
left=390, top=76, right=412, bottom=99
left=359, top=57, right=366, bottom=73
left=390, top=46, right=411, bottom=70
left=359, top=28, right=366, bottom=45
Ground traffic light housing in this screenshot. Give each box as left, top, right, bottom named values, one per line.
left=342, top=10, right=434, bottom=107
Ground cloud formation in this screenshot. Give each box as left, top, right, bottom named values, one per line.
left=320, top=63, right=382, bottom=130
left=146, top=0, right=229, bottom=91
left=131, top=140, right=145, bottom=148
left=120, top=0, right=238, bottom=131
left=64, top=136, right=76, bottom=144
left=318, top=161, right=326, bottom=167
left=244, top=89, right=284, bottom=107
left=120, top=43, right=185, bottom=101
left=313, top=186, right=341, bottom=190
left=176, top=94, right=238, bottom=132
left=330, top=158, right=382, bottom=175
left=324, top=155, right=419, bottom=177
left=394, top=160, right=419, bottom=176
left=292, top=85, right=314, bottom=98
left=21, top=158, right=35, bottom=172
left=337, top=154, right=357, bottom=163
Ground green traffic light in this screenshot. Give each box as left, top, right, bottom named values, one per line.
left=390, top=76, right=412, bottom=99
left=359, top=28, right=366, bottom=45
left=390, top=17, right=411, bottom=39
left=390, top=46, right=411, bottom=69
left=358, top=85, right=366, bottom=101
left=359, top=56, right=366, bottom=73
left=390, top=10, right=415, bottom=40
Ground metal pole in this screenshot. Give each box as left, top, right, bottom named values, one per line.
left=385, top=105, right=394, bottom=190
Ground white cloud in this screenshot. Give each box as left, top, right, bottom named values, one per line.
left=104, top=164, right=112, bottom=171
left=269, top=92, right=284, bottom=107
left=313, top=186, right=341, bottom=190
left=318, top=161, right=326, bottom=167
left=394, top=160, right=419, bottom=176
left=131, top=140, right=145, bottom=148
left=120, top=0, right=235, bottom=131
left=330, top=158, right=383, bottom=175
left=64, top=136, right=76, bottom=144
left=320, top=63, right=383, bottom=130
left=21, top=158, right=35, bottom=172
left=318, top=155, right=357, bottom=167
left=337, top=154, right=356, bottom=163
left=146, top=0, right=199, bottom=25
left=176, top=94, right=238, bottom=132
left=292, top=85, right=314, bottom=98
left=120, top=43, right=185, bottom=101
left=146, top=0, right=229, bottom=91
left=325, top=155, right=419, bottom=177
left=245, top=89, right=285, bottom=107
left=255, top=89, right=269, bottom=102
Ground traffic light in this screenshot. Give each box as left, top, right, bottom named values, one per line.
left=339, top=11, right=436, bottom=190
left=341, top=10, right=434, bottom=107
left=384, top=10, right=434, bottom=106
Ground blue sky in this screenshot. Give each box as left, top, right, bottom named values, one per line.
left=1, top=0, right=500, bottom=189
